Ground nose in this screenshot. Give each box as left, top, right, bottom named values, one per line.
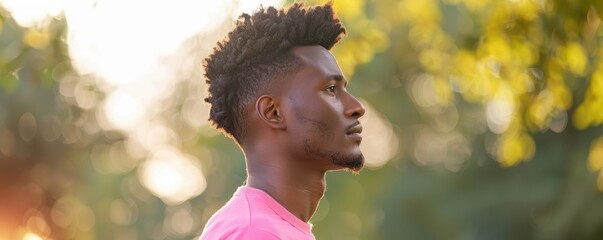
left=344, top=92, right=366, bottom=119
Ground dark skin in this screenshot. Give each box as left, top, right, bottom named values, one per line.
left=240, top=45, right=366, bottom=222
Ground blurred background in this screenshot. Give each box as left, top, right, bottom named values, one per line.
left=1, top=0, right=603, bottom=239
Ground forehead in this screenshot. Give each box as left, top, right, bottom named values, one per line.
left=291, top=45, right=343, bottom=78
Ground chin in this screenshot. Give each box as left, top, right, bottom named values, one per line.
left=330, top=153, right=364, bottom=173
left=348, top=160, right=364, bottom=174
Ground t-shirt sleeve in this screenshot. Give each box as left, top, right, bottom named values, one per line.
left=224, top=227, right=281, bottom=240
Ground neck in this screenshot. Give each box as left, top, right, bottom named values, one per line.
left=245, top=153, right=327, bottom=222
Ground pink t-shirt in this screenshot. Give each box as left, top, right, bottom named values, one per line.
left=199, top=186, right=316, bottom=240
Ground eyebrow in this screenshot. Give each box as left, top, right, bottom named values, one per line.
left=325, top=74, right=347, bottom=86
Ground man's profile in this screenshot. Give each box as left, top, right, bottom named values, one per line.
left=199, top=2, right=365, bottom=239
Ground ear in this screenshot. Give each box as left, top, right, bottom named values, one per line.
left=256, top=95, right=286, bottom=130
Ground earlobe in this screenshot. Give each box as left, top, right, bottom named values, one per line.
left=256, top=95, right=286, bottom=130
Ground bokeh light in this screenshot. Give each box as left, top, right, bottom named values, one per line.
left=3, top=0, right=603, bottom=239
left=359, top=100, right=400, bottom=169
left=139, top=147, right=207, bottom=205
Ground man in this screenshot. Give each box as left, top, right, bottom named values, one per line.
left=199, top=2, right=365, bottom=239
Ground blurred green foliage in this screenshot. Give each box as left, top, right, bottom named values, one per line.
left=2, top=0, right=603, bottom=239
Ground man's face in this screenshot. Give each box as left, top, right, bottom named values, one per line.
left=280, top=45, right=366, bottom=172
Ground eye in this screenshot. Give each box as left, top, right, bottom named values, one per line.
left=326, top=85, right=336, bottom=94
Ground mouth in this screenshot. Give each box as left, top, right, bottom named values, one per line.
left=346, top=122, right=363, bottom=142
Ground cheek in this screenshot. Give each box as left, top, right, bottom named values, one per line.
left=288, top=111, right=335, bottom=140
left=309, top=108, right=343, bottom=141
left=285, top=94, right=343, bottom=137
left=311, top=119, right=333, bottom=139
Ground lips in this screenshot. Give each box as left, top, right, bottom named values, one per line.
left=346, top=122, right=363, bottom=143
left=346, top=124, right=363, bottom=135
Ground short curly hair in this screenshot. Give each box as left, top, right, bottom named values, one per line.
left=203, top=2, right=346, bottom=142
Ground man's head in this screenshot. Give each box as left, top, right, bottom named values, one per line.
left=204, top=3, right=366, bottom=171
left=204, top=3, right=345, bottom=141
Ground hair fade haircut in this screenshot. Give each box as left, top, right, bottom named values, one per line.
left=203, top=2, right=346, bottom=142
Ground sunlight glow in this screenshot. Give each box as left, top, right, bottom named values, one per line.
left=22, top=232, right=43, bottom=240
left=64, top=0, right=231, bottom=85
left=0, top=0, right=67, bottom=27
left=102, top=90, right=146, bottom=131
left=139, top=147, right=206, bottom=205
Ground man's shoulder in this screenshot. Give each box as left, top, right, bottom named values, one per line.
left=207, top=188, right=283, bottom=224
left=199, top=189, right=291, bottom=239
